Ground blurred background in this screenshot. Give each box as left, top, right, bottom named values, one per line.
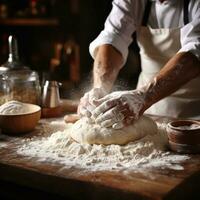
left=0, top=0, right=140, bottom=99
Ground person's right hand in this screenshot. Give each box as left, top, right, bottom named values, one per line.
left=77, top=88, right=107, bottom=117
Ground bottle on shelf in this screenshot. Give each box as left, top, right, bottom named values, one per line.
left=0, top=35, right=41, bottom=105
left=0, top=0, right=8, bottom=19
left=50, top=38, right=80, bottom=84
left=29, top=0, right=39, bottom=17
left=0, top=35, right=28, bottom=72
left=49, top=42, right=70, bottom=81
left=64, top=37, right=80, bottom=83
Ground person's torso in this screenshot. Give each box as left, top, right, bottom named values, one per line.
left=136, top=0, right=200, bottom=119
left=132, top=0, right=197, bottom=29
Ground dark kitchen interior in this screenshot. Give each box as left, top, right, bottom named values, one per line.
left=0, top=0, right=140, bottom=100
left=1, top=1, right=200, bottom=200
left=0, top=0, right=140, bottom=198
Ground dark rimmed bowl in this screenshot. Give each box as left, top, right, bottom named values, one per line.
left=167, top=120, right=200, bottom=154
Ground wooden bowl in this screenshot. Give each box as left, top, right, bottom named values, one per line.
left=0, top=104, right=41, bottom=134
left=167, top=120, right=200, bottom=153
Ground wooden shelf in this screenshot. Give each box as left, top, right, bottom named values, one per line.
left=0, top=18, right=59, bottom=26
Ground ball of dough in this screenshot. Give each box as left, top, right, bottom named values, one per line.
left=70, top=116, right=157, bottom=145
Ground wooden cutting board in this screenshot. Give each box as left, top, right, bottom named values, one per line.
left=0, top=116, right=200, bottom=200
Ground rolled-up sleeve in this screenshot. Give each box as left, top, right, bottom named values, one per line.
left=89, top=0, right=137, bottom=65
left=179, top=3, right=200, bottom=60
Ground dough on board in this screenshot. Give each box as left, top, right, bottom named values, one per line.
left=70, top=116, right=157, bottom=145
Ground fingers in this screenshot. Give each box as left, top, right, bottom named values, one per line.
left=94, top=104, right=135, bottom=129
left=94, top=105, right=125, bottom=128
left=101, top=119, right=116, bottom=128
left=79, top=89, right=143, bottom=129
left=92, top=95, right=109, bottom=106
left=112, top=122, right=124, bottom=129
left=100, top=115, right=134, bottom=129
left=88, top=88, right=107, bottom=104
left=78, top=91, right=96, bottom=117
left=92, top=99, right=119, bottom=118
left=78, top=88, right=108, bottom=118
left=92, top=98, right=133, bottom=128
left=100, top=115, right=124, bottom=128
left=78, top=105, right=92, bottom=117
left=78, top=98, right=94, bottom=117
left=78, top=102, right=97, bottom=117
left=99, top=115, right=124, bottom=128
left=95, top=106, right=124, bottom=124
left=111, top=117, right=134, bottom=130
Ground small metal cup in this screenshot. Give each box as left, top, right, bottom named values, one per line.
left=42, top=81, right=61, bottom=108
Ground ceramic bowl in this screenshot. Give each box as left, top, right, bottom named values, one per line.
left=0, top=103, right=41, bottom=134
left=167, top=120, right=200, bottom=153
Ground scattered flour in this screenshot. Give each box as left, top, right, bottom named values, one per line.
left=0, top=143, right=7, bottom=148
left=0, top=134, right=8, bottom=148
left=17, top=120, right=189, bottom=172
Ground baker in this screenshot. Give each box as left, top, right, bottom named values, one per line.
left=78, top=0, right=200, bottom=130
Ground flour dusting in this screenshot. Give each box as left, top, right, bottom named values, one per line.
left=0, top=143, right=7, bottom=148
left=0, top=133, right=8, bottom=148
left=17, top=120, right=189, bottom=172
left=0, top=101, right=32, bottom=115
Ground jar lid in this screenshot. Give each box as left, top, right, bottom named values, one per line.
left=0, top=36, right=29, bottom=74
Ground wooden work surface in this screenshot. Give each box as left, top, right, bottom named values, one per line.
left=0, top=116, right=200, bottom=200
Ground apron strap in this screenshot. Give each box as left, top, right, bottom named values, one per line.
left=183, top=0, right=190, bottom=25
left=142, top=0, right=190, bottom=26
left=142, top=0, right=152, bottom=26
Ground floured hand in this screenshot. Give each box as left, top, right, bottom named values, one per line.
left=77, top=88, right=107, bottom=117
left=92, top=90, right=146, bottom=129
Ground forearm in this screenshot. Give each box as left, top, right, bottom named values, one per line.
left=93, top=44, right=123, bottom=92
left=142, top=52, right=200, bottom=111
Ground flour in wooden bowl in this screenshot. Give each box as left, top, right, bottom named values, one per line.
left=17, top=120, right=189, bottom=172
left=0, top=100, right=31, bottom=115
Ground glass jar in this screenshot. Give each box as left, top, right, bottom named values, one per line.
left=0, top=74, right=11, bottom=105
left=0, top=35, right=41, bottom=105
left=5, top=69, right=41, bottom=105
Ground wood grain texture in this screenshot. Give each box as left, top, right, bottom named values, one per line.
left=0, top=116, right=200, bottom=200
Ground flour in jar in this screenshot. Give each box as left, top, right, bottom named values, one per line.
left=0, top=100, right=31, bottom=115
left=17, top=120, right=189, bottom=172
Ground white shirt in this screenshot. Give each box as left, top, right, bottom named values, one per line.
left=89, top=0, right=200, bottom=64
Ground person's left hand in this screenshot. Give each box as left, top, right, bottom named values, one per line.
left=91, top=90, right=146, bottom=129
left=77, top=87, right=107, bottom=118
